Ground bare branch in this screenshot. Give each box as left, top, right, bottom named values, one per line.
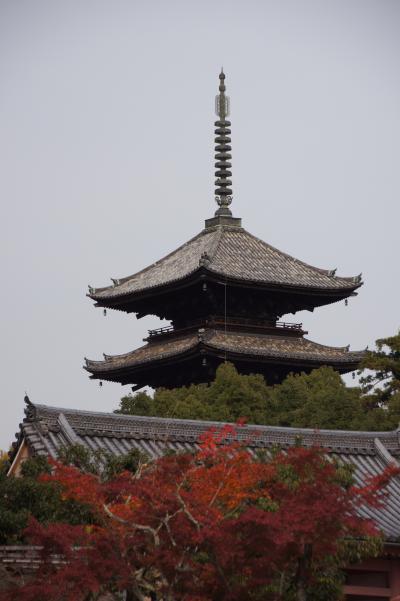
left=208, top=462, right=234, bottom=508
left=134, top=458, right=151, bottom=481
left=103, top=503, right=160, bottom=546
left=208, top=479, right=224, bottom=508
left=103, top=503, right=129, bottom=524
left=162, top=509, right=182, bottom=547
left=176, top=484, right=201, bottom=532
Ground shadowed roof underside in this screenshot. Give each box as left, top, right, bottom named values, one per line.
left=11, top=401, right=400, bottom=540
left=88, top=226, right=362, bottom=302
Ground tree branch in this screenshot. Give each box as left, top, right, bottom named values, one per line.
left=176, top=483, right=201, bottom=532
left=162, top=509, right=182, bottom=547
left=103, top=503, right=160, bottom=546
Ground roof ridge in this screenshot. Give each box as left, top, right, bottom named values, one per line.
left=206, top=225, right=225, bottom=262
left=27, top=401, right=400, bottom=438
left=89, top=228, right=212, bottom=296
left=204, top=327, right=363, bottom=353
left=84, top=333, right=199, bottom=369
left=88, top=340, right=156, bottom=363
left=301, top=336, right=353, bottom=352
left=237, top=228, right=361, bottom=284
left=374, top=437, right=400, bottom=467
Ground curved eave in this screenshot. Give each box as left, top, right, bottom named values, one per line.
left=205, top=342, right=365, bottom=370
left=85, top=348, right=200, bottom=383
left=84, top=330, right=365, bottom=382
left=88, top=266, right=362, bottom=310
left=84, top=333, right=200, bottom=379
left=87, top=225, right=363, bottom=309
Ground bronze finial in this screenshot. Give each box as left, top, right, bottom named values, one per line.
left=214, top=69, right=232, bottom=216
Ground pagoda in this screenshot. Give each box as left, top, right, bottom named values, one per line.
left=85, top=70, right=364, bottom=390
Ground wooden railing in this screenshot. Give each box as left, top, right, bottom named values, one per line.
left=147, top=317, right=303, bottom=340
left=0, top=545, right=66, bottom=572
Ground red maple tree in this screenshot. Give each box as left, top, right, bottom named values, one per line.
left=2, top=425, right=398, bottom=601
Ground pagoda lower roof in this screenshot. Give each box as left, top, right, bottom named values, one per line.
left=84, top=328, right=365, bottom=381
left=10, top=401, right=400, bottom=540
left=88, top=224, right=362, bottom=305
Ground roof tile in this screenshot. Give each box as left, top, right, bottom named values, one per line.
left=12, top=402, right=400, bottom=540
left=85, top=329, right=364, bottom=373
left=90, top=226, right=361, bottom=300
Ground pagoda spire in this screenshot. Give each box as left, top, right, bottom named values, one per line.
left=214, top=69, right=233, bottom=216
left=205, top=69, right=241, bottom=228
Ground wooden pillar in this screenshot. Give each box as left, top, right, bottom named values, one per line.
left=390, top=556, right=400, bottom=599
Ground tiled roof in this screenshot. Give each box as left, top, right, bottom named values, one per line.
left=85, top=333, right=198, bottom=372
left=11, top=401, right=400, bottom=540
left=89, top=225, right=362, bottom=301
left=84, top=329, right=364, bottom=374
left=207, top=331, right=364, bottom=363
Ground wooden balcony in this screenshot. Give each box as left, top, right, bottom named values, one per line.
left=146, top=316, right=305, bottom=342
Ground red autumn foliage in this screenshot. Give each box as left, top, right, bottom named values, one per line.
left=2, top=425, right=398, bottom=601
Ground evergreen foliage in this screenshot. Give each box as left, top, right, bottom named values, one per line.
left=359, top=331, right=400, bottom=421
left=117, top=338, right=400, bottom=431
left=0, top=456, right=95, bottom=544
left=0, top=448, right=147, bottom=545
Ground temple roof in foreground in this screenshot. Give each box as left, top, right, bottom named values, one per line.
left=88, top=225, right=362, bottom=303
left=84, top=328, right=365, bottom=380
left=10, top=401, right=400, bottom=540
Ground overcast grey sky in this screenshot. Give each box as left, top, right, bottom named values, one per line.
left=1, top=0, right=399, bottom=450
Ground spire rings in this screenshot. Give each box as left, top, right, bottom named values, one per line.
left=213, top=71, right=233, bottom=212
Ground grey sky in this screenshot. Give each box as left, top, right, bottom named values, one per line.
left=1, top=0, right=399, bottom=450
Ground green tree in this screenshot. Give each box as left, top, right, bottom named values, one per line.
left=117, top=362, right=274, bottom=424
left=0, top=456, right=95, bottom=544
left=270, top=367, right=361, bottom=428
left=270, top=367, right=394, bottom=431
left=0, top=446, right=150, bottom=545
left=360, top=331, right=400, bottom=396
left=358, top=331, right=400, bottom=428
left=117, top=362, right=393, bottom=431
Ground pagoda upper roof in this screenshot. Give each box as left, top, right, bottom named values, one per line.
left=84, top=328, right=365, bottom=382
left=89, top=223, right=362, bottom=304
left=10, top=399, right=400, bottom=540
